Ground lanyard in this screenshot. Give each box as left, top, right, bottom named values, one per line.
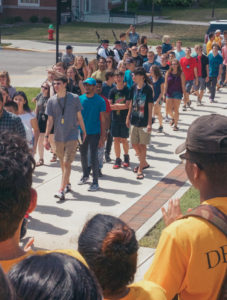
left=57, top=92, right=67, bottom=124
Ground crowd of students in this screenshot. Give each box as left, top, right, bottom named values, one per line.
left=0, top=25, right=226, bottom=300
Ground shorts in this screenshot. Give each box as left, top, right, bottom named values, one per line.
left=111, top=121, right=129, bottom=138
left=185, top=80, right=194, bottom=93
left=193, top=77, right=206, bottom=91
left=131, top=126, right=151, bottom=145
left=166, top=92, right=182, bottom=100
left=55, top=140, right=78, bottom=163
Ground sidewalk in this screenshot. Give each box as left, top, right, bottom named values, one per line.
left=24, top=88, right=227, bottom=279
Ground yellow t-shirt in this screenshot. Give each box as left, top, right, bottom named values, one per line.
left=206, top=40, right=213, bottom=54
left=1, top=249, right=86, bottom=273
left=91, top=70, right=106, bottom=82
left=214, top=36, right=222, bottom=48
left=104, top=281, right=166, bottom=300
left=144, top=197, right=227, bottom=300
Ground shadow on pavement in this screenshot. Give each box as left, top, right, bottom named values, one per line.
left=29, top=217, right=68, bottom=235
left=35, top=205, right=73, bottom=217
left=101, top=187, right=140, bottom=198
left=101, top=174, right=142, bottom=185
left=67, top=191, right=120, bottom=206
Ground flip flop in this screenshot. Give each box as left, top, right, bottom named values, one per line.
left=36, top=159, right=44, bottom=167
left=137, top=173, right=144, bottom=180
left=133, top=166, right=139, bottom=173
left=143, top=164, right=150, bottom=170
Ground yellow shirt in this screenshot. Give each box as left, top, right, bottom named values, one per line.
left=91, top=70, right=106, bottom=82
left=1, top=249, right=86, bottom=273
left=144, top=197, right=227, bottom=300
left=104, top=281, right=166, bottom=300
left=215, top=36, right=222, bottom=48
left=206, top=40, right=213, bottom=54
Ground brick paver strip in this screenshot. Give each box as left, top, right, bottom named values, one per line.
left=120, top=163, right=187, bottom=231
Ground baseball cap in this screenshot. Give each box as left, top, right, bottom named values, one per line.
left=215, top=29, right=221, bottom=33
left=175, top=114, right=227, bottom=159
left=102, top=40, right=109, bottom=44
left=83, top=78, right=97, bottom=86
left=66, top=45, right=73, bottom=50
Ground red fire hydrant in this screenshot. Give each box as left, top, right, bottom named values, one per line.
left=48, top=24, right=54, bottom=40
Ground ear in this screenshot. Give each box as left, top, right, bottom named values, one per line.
left=192, top=163, right=201, bottom=181
left=27, top=188, right=37, bottom=213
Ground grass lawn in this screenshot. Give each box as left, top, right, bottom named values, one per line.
left=139, top=187, right=200, bottom=248
left=2, top=22, right=205, bottom=46
left=16, top=87, right=40, bottom=111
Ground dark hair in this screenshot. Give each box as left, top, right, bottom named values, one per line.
left=12, top=91, right=31, bottom=113
left=4, top=101, right=18, bottom=112
left=169, top=51, right=176, bottom=57
left=0, top=266, right=15, bottom=300
left=151, top=65, right=162, bottom=79
left=120, top=32, right=126, bottom=38
left=78, top=214, right=138, bottom=294
left=170, top=58, right=182, bottom=76
left=209, top=32, right=215, bottom=39
left=140, top=36, right=147, bottom=44
left=212, top=43, right=219, bottom=49
left=106, top=56, right=117, bottom=70
left=0, top=132, right=35, bottom=241
left=96, top=79, right=103, bottom=85
left=0, top=91, right=3, bottom=103
left=98, top=57, right=106, bottom=63
left=105, top=71, right=114, bottom=81
left=114, top=70, right=124, bottom=77
left=8, top=253, right=102, bottom=300
left=186, top=46, right=191, bottom=51
left=134, top=67, right=152, bottom=84
left=53, top=73, right=68, bottom=84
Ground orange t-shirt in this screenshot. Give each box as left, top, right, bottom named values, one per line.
left=104, top=281, right=166, bottom=300
left=1, top=249, right=86, bottom=273
left=145, top=197, right=227, bottom=300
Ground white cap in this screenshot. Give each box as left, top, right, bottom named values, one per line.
left=215, top=29, right=221, bottom=33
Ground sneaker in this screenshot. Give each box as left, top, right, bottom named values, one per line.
left=98, top=169, right=103, bottom=177
left=182, top=105, right=187, bottom=111
left=123, top=154, right=130, bottom=167
left=105, top=153, right=111, bottom=163
left=64, top=183, right=71, bottom=194
left=173, top=125, right=179, bottom=131
left=210, top=98, right=214, bottom=103
left=158, top=126, right=163, bottom=133
left=54, top=190, right=65, bottom=201
left=164, top=116, right=170, bottom=122
left=78, top=176, right=89, bottom=185
left=113, top=158, right=122, bottom=169
left=88, top=183, right=99, bottom=191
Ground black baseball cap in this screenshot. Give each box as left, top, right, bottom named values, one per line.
left=102, top=40, right=109, bottom=44
left=176, top=114, right=227, bottom=159
left=114, top=40, right=121, bottom=45
left=66, top=45, right=73, bottom=50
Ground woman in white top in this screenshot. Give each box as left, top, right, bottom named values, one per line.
left=13, top=91, right=39, bottom=155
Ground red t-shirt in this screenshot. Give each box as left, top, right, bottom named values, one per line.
left=195, top=55, right=202, bottom=77
left=99, top=95, right=111, bottom=134
left=180, top=57, right=197, bottom=81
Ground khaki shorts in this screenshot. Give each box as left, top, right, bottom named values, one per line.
left=131, top=126, right=151, bottom=145
left=55, top=140, right=78, bottom=163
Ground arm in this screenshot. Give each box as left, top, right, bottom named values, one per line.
left=110, top=101, right=130, bottom=110
left=217, top=63, right=223, bottom=81
left=79, top=80, right=86, bottom=95
left=30, top=118, right=40, bottom=155
left=194, top=65, right=198, bottom=85
left=99, top=112, right=106, bottom=147
left=77, top=111, right=86, bottom=143
left=126, top=26, right=132, bottom=36
left=44, top=116, right=54, bottom=150
left=206, top=63, right=209, bottom=82
left=126, top=100, right=132, bottom=128
left=83, top=66, right=88, bottom=80
left=164, top=71, right=169, bottom=97
left=156, top=82, right=164, bottom=103
left=147, top=102, right=153, bottom=132
left=180, top=72, right=186, bottom=96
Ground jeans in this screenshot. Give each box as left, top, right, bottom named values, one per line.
left=207, top=77, right=217, bottom=100
left=221, top=65, right=226, bottom=85
left=105, top=131, right=113, bottom=156
left=80, top=134, right=100, bottom=184
left=88, top=146, right=104, bottom=169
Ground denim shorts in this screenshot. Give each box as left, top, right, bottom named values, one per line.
left=185, top=80, right=194, bottom=93
left=166, top=92, right=182, bottom=100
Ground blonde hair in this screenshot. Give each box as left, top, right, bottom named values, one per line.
left=162, top=35, right=170, bottom=43
left=74, top=56, right=85, bottom=68
left=0, top=71, right=10, bottom=87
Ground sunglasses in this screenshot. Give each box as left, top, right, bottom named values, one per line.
left=41, top=86, right=49, bottom=90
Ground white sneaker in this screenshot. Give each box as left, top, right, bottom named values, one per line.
left=54, top=191, right=65, bottom=201
left=78, top=176, right=89, bottom=185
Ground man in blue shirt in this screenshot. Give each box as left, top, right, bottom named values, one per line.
left=143, top=50, right=160, bottom=74
left=126, top=25, right=140, bottom=47
left=208, top=43, right=223, bottom=103
left=124, top=58, right=136, bottom=89
left=79, top=78, right=106, bottom=191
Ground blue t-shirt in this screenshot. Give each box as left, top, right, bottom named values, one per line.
left=79, top=94, right=106, bottom=135
left=143, top=61, right=161, bottom=73
left=162, top=43, right=172, bottom=54
left=174, top=50, right=185, bottom=61
left=102, top=82, right=115, bottom=98
left=208, top=53, right=223, bottom=77
left=129, top=32, right=140, bottom=44
left=124, top=70, right=134, bottom=89
left=153, top=76, right=165, bottom=102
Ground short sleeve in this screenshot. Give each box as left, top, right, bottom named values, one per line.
left=99, top=97, right=106, bottom=112
left=146, top=85, right=154, bottom=103
left=46, top=99, right=54, bottom=116
left=105, top=98, right=111, bottom=112
left=74, top=94, right=82, bottom=112
left=15, top=117, right=26, bottom=139
left=109, top=88, right=115, bottom=102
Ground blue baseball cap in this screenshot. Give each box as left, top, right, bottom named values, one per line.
left=83, top=78, right=96, bottom=85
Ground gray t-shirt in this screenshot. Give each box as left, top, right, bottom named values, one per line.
left=46, top=92, right=82, bottom=142
left=62, top=53, right=75, bottom=67
left=129, top=32, right=140, bottom=44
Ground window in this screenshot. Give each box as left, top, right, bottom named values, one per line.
left=18, top=0, right=40, bottom=7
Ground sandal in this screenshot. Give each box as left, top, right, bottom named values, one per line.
left=137, top=173, right=144, bottom=180
left=50, top=154, right=57, bottom=162
left=133, top=166, right=139, bottom=173
left=173, top=126, right=179, bottom=131
left=143, top=164, right=150, bottom=170
left=170, top=119, right=174, bottom=126
left=36, top=159, right=44, bottom=167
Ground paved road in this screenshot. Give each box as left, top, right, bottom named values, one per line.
left=0, top=50, right=94, bottom=87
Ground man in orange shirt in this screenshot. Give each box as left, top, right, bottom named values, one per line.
left=0, top=132, right=85, bottom=273
left=145, top=114, right=227, bottom=300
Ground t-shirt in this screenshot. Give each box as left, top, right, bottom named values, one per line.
left=140, top=54, right=148, bottom=63
left=129, top=32, right=140, bottom=44
left=0, top=110, right=26, bottom=139
left=19, top=112, right=36, bottom=149
left=1, top=249, right=87, bottom=273
left=79, top=93, right=106, bottom=135
left=102, top=82, right=115, bottom=99
left=159, top=65, right=170, bottom=77
left=143, top=61, right=161, bottom=73
left=91, top=70, right=106, bottom=82
left=162, top=43, right=172, bottom=54
left=180, top=56, right=197, bottom=81
left=145, top=197, right=227, bottom=300
left=130, top=83, right=154, bottom=127
left=109, top=86, right=130, bottom=123
left=124, top=70, right=134, bottom=89
left=62, top=53, right=75, bottom=67
left=174, top=49, right=186, bottom=61
left=206, top=40, right=213, bottom=55
left=153, top=76, right=164, bottom=102
left=46, top=92, right=82, bottom=142
left=104, top=281, right=166, bottom=300
left=208, top=52, right=223, bottom=77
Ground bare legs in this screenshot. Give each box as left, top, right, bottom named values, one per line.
left=166, top=98, right=181, bottom=128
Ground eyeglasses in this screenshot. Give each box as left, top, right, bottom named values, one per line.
left=41, top=86, right=48, bottom=90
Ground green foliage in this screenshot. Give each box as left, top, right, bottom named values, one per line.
left=161, top=0, right=193, bottom=7
left=128, top=0, right=139, bottom=10
left=16, top=87, right=40, bottom=111
left=3, top=17, right=15, bottom=24
left=14, top=16, right=23, bottom=23
left=41, top=17, right=52, bottom=24
left=29, top=15, right=39, bottom=23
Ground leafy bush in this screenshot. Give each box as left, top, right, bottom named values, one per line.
left=14, top=16, right=23, bottom=22
left=29, top=15, right=39, bottom=23
left=41, top=16, right=52, bottom=23
left=161, top=0, right=193, bottom=7
left=3, top=17, right=15, bottom=24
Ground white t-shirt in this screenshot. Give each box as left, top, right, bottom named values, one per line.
left=19, top=112, right=35, bottom=149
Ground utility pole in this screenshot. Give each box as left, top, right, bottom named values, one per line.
left=211, top=0, right=215, bottom=18
left=150, top=0, right=154, bottom=33
left=124, top=0, right=128, bottom=13
left=56, top=0, right=61, bottom=63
